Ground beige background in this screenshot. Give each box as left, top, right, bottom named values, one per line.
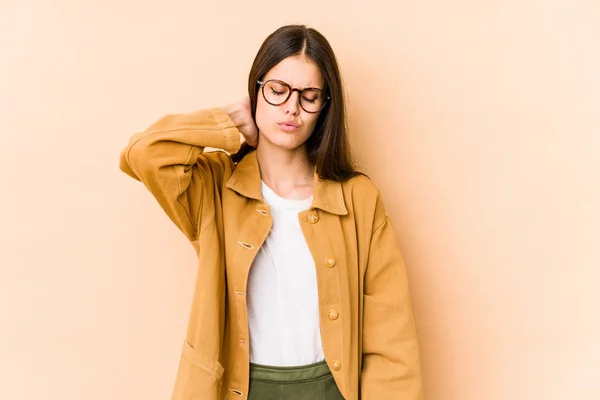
left=1, top=1, right=599, bottom=399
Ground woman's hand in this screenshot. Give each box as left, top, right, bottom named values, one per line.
left=224, top=97, right=259, bottom=147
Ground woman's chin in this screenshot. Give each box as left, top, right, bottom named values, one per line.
left=260, top=131, right=309, bottom=151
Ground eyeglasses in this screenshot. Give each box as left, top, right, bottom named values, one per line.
left=257, top=79, right=330, bottom=113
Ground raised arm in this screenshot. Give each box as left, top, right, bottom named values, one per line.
left=119, top=107, right=241, bottom=241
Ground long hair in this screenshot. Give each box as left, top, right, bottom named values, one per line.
left=231, top=25, right=362, bottom=182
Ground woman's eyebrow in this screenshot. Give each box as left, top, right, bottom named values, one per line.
left=268, top=78, right=323, bottom=89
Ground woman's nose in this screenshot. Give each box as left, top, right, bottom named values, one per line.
left=282, top=91, right=301, bottom=115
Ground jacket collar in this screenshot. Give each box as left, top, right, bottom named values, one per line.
left=225, top=150, right=348, bottom=216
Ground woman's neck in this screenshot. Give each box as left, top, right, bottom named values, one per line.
left=256, top=141, right=315, bottom=200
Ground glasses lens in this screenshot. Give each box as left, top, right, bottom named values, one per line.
left=300, top=89, right=325, bottom=113
left=264, top=81, right=290, bottom=105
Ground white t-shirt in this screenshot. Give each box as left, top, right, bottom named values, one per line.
left=246, top=181, right=325, bottom=366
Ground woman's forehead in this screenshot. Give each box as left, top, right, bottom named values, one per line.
left=263, top=55, right=324, bottom=88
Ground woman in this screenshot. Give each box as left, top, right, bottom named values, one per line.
left=120, top=25, right=423, bottom=400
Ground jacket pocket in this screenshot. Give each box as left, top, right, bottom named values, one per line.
left=171, top=341, right=224, bottom=400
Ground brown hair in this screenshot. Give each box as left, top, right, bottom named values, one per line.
left=231, top=25, right=363, bottom=182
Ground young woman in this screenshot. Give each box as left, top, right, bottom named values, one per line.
left=120, top=25, right=423, bottom=400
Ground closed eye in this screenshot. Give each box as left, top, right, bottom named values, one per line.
left=270, top=88, right=286, bottom=96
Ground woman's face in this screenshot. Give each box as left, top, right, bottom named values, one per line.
left=254, top=54, right=325, bottom=152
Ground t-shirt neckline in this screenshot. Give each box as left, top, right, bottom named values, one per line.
left=261, top=181, right=313, bottom=210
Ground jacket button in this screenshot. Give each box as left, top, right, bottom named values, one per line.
left=307, top=210, right=319, bottom=224
left=324, top=257, right=336, bottom=268
left=332, top=360, right=341, bottom=371
left=327, top=309, right=339, bottom=320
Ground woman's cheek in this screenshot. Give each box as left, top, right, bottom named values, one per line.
left=254, top=108, right=268, bottom=134
left=305, top=116, right=319, bottom=135
left=254, top=102, right=275, bottom=133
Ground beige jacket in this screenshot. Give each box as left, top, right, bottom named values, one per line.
left=119, top=108, right=423, bottom=399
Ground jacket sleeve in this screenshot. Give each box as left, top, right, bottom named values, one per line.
left=361, top=196, right=423, bottom=399
left=119, top=107, right=241, bottom=241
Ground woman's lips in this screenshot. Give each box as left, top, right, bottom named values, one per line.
left=277, top=121, right=300, bottom=132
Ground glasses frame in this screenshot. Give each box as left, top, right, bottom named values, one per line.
left=257, top=79, right=331, bottom=113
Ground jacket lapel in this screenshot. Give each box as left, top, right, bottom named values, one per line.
left=225, top=150, right=348, bottom=216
